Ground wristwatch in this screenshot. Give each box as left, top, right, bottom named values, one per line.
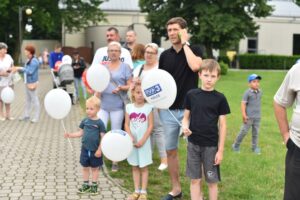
left=182, top=41, right=190, bottom=46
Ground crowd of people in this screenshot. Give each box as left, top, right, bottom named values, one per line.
left=1, top=15, right=299, bottom=200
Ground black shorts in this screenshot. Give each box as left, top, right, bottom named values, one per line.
left=80, top=147, right=103, bottom=168
left=284, top=138, right=300, bottom=200
left=186, top=142, right=220, bottom=183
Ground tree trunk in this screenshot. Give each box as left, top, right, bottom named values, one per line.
left=206, top=45, right=214, bottom=58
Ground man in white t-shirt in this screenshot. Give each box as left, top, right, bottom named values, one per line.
left=92, top=27, right=133, bottom=69
left=274, top=63, right=300, bottom=200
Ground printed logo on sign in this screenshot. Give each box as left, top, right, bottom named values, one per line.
left=144, top=84, right=162, bottom=98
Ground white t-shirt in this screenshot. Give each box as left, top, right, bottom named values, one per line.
left=274, top=63, right=300, bottom=148
left=92, top=46, right=133, bottom=69
left=133, top=64, right=158, bottom=79
left=0, top=54, right=14, bottom=86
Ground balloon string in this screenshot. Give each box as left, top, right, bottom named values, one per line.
left=167, top=109, right=182, bottom=126
left=167, top=109, right=187, bottom=141
left=61, top=120, right=73, bottom=151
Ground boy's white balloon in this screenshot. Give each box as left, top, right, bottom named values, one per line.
left=141, top=69, right=177, bottom=109
left=1, top=86, right=14, bottom=103
left=101, top=130, right=133, bottom=162
left=86, top=64, right=110, bottom=92
left=44, top=88, right=72, bottom=119
left=61, top=55, right=72, bottom=65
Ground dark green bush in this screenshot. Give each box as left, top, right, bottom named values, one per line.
left=219, top=61, right=229, bottom=75
left=238, top=54, right=299, bottom=69
left=218, top=55, right=231, bottom=66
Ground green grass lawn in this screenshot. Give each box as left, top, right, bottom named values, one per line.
left=80, top=70, right=290, bottom=199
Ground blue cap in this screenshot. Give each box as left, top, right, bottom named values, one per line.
left=248, top=74, right=262, bottom=82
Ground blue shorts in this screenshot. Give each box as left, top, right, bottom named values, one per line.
left=159, top=109, right=183, bottom=150
left=80, top=147, right=103, bottom=168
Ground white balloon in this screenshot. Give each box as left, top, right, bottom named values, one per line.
left=86, top=64, right=110, bottom=92
left=44, top=89, right=72, bottom=119
left=101, top=130, right=133, bottom=162
left=62, top=55, right=72, bottom=65
left=1, top=86, right=14, bottom=104
left=141, top=69, right=177, bottom=109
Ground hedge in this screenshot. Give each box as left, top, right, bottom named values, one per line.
left=238, top=54, right=300, bottom=70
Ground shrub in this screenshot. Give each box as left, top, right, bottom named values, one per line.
left=219, top=61, right=229, bottom=75
left=238, top=54, right=299, bottom=69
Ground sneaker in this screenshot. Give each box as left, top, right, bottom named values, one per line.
left=0, top=116, right=6, bottom=121
left=6, top=116, right=14, bottom=120
left=127, top=192, right=140, bottom=200
left=158, top=163, right=168, bottom=171
left=138, top=193, right=147, bottom=200
left=111, top=163, right=119, bottom=172
left=253, top=147, right=261, bottom=155
left=19, top=116, right=30, bottom=121
left=31, top=118, right=38, bottom=123
left=232, top=144, right=240, bottom=152
left=77, top=184, right=91, bottom=194
left=89, top=184, right=99, bottom=196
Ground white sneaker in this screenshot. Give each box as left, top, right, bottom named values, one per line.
left=158, top=163, right=168, bottom=171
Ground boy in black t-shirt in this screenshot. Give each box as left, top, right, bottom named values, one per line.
left=182, top=59, right=230, bottom=200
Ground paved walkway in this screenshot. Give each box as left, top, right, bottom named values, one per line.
left=0, top=69, right=128, bottom=200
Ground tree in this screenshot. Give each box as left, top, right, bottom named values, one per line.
left=297, top=0, right=300, bottom=6
left=139, top=0, right=273, bottom=58
left=0, top=0, right=106, bottom=63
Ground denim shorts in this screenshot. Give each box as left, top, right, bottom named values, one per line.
left=186, top=142, right=220, bottom=183
left=159, top=109, right=183, bottom=150
left=80, top=147, right=103, bottom=168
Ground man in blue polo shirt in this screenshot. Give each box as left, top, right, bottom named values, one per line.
left=159, top=17, right=203, bottom=200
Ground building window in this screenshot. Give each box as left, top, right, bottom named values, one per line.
left=247, top=34, right=258, bottom=53
left=293, top=34, right=300, bottom=55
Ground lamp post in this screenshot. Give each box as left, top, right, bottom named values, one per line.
left=18, top=6, right=32, bottom=65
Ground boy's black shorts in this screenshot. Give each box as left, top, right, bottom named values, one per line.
left=80, top=147, right=103, bottom=168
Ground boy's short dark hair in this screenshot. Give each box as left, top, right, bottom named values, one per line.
left=166, top=17, right=187, bottom=29
left=199, top=59, right=221, bottom=76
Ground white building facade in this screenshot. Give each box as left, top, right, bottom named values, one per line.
left=239, top=0, right=300, bottom=55
left=63, top=0, right=151, bottom=53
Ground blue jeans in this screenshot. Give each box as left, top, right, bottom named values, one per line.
left=159, top=109, right=184, bottom=150
left=74, top=77, right=87, bottom=99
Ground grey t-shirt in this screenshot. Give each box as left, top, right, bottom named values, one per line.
left=274, top=63, right=300, bottom=148
left=242, top=88, right=262, bottom=119
left=101, top=63, right=132, bottom=111
left=80, top=118, right=106, bottom=151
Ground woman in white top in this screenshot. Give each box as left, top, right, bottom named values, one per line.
left=0, top=43, right=14, bottom=121
left=133, top=43, right=168, bottom=171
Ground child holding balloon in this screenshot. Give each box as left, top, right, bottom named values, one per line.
left=182, top=59, right=230, bottom=200
left=125, top=83, right=154, bottom=200
left=64, top=96, right=106, bottom=195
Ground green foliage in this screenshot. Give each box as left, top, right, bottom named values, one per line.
left=296, top=0, right=300, bottom=6
left=219, top=61, right=229, bottom=75
left=218, top=55, right=231, bottom=66
left=0, top=0, right=106, bottom=61
left=139, top=0, right=273, bottom=58
left=238, top=54, right=299, bottom=69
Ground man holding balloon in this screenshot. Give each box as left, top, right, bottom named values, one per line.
left=158, top=17, right=203, bottom=200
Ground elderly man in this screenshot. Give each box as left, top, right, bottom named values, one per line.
left=274, top=63, right=300, bottom=200
left=92, top=27, right=133, bottom=69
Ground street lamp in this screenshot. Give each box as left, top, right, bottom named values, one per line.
left=18, top=6, right=32, bottom=64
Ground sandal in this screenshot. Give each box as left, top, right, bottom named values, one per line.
left=127, top=192, right=140, bottom=200
left=138, top=193, right=147, bottom=200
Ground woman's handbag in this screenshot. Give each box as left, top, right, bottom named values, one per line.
left=27, top=82, right=38, bottom=91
